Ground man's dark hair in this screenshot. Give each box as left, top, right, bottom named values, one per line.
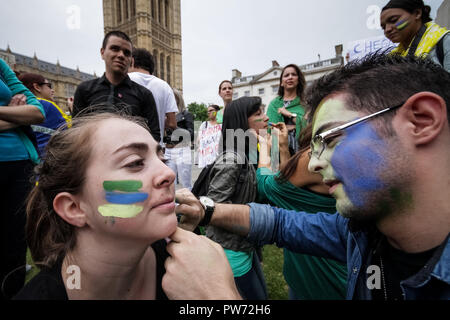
left=102, top=31, right=132, bottom=49
left=306, top=52, right=450, bottom=135
left=278, top=64, right=306, bottom=103
left=132, top=48, right=155, bottom=74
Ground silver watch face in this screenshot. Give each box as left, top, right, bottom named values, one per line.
left=199, top=196, right=214, bottom=208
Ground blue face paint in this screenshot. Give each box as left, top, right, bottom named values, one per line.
left=331, top=122, right=387, bottom=208
left=105, top=192, right=149, bottom=205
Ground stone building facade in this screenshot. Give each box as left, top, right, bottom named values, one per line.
left=103, top=0, right=183, bottom=91
left=0, top=46, right=96, bottom=112
left=231, top=45, right=344, bottom=110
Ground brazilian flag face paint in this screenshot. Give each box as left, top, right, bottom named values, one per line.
left=98, top=180, right=148, bottom=218
left=395, top=19, right=409, bottom=31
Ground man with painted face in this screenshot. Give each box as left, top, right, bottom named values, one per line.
left=163, top=53, right=450, bottom=300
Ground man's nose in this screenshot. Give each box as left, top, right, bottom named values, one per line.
left=308, top=154, right=327, bottom=174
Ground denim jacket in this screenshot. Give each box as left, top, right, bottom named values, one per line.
left=247, top=203, right=450, bottom=300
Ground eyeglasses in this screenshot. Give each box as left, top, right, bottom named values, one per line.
left=39, top=82, right=52, bottom=89
left=309, top=102, right=404, bottom=159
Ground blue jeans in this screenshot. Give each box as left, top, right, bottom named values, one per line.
left=234, top=253, right=268, bottom=300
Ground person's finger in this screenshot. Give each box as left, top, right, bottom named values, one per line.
left=168, top=226, right=191, bottom=243
left=175, top=188, right=197, bottom=204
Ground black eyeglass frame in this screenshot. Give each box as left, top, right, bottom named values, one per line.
left=38, top=82, right=52, bottom=89
left=309, top=102, right=405, bottom=159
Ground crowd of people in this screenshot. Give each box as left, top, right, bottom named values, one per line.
left=0, top=0, right=449, bottom=301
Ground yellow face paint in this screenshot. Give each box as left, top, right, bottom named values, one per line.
left=98, top=204, right=144, bottom=218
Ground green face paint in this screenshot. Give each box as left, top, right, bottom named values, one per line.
left=103, top=180, right=143, bottom=192
left=100, top=180, right=146, bottom=219
left=98, top=204, right=144, bottom=218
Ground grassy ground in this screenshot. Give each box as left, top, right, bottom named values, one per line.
left=262, top=245, right=288, bottom=300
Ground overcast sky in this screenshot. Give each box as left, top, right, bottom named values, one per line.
left=0, top=0, right=444, bottom=106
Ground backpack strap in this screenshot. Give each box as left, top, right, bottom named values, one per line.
left=230, top=152, right=249, bottom=202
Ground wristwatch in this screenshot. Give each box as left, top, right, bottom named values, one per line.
left=198, top=196, right=215, bottom=226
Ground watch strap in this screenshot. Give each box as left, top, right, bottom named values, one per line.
left=199, top=205, right=214, bottom=227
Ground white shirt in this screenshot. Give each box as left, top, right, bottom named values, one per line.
left=128, top=72, right=178, bottom=143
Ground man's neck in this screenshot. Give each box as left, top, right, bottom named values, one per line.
left=129, top=67, right=150, bottom=75
left=105, top=71, right=127, bottom=86
left=376, top=157, right=450, bottom=253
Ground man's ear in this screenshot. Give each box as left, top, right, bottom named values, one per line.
left=400, top=92, right=447, bottom=146
left=53, top=192, right=87, bottom=227
left=100, top=47, right=105, bottom=60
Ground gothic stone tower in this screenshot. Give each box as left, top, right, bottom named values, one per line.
left=103, top=0, right=182, bottom=91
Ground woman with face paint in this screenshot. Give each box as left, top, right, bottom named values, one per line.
left=380, top=0, right=450, bottom=72
left=196, top=104, right=222, bottom=169
left=202, top=96, right=268, bottom=300
left=15, top=112, right=177, bottom=300
left=256, top=124, right=347, bottom=300
left=266, top=64, right=308, bottom=156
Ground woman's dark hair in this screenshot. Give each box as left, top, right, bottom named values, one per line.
left=219, top=96, right=261, bottom=159
left=18, top=73, right=46, bottom=94
left=276, top=123, right=313, bottom=183
left=208, top=104, right=221, bottom=111
left=278, top=64, right=306, bottom=102
left=26, top=112, right=149, bottom=269
left=218, top=80, right=233, bottom=93
left=382, top=0, right=432, bottom=23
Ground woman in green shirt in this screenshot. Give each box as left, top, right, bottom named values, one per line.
left=216, top=80, right=233, bottom=124
left=257, top=123, right=347, bottom=300
left=266, top=64, right=307, bottom=155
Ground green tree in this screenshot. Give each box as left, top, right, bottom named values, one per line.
left=187, top=102, right=208, bottom=122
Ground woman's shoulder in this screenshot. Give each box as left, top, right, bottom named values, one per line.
left=14, top=264, right=68, bottom=300
left=268, top=96, right=283, bottom=107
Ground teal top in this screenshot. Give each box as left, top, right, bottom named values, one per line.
left=0, top=58, right=45, bottom=163
left=256, top=167, right=347, bottom=300
left=224, top=249, right=253, bottom=277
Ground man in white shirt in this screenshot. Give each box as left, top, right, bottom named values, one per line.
left=129, top=48, right=178, bottom=144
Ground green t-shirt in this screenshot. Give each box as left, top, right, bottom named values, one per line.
left=216, top=108, right=224, bottom=124
left=256, top=167, right=347, bottom=300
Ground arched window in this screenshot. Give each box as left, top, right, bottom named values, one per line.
left=130, top=0, right=136, bottom=17
left=116, top=0, right=122, bottom=23
left=166, top=56, right=171, bottom=85
left=160, top=53, right=165, bottom=80
left=151, top=0, right=155, bottom=19
left=153, top=49, right=158, bottom=77
left=159, top=0, right=163, bottom=25
left=165, top=0, right=169, bottom=28
left=124, top=0, right=129, bottom=20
